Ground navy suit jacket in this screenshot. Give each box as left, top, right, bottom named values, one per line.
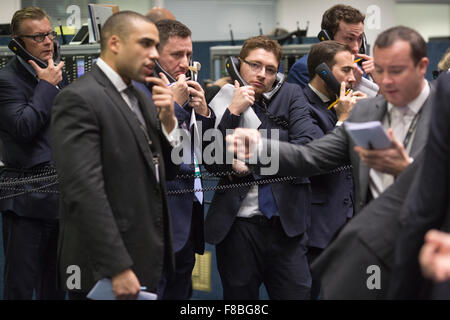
left=303, top=85, right=354, bottom=249
left=205, top=82, right=323, bottom=244
left=0, top=56, right=67, bottom=219
left=287, top=53, right=309, bottom=88
left=135, top=81, right=215, bottom=253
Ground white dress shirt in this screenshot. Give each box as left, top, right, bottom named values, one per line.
left=369, top=80, right=430, bottom=199
left=96, top=58, right=179, bottom=146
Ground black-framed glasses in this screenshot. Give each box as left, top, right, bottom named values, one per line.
left=241, top=59, right=278, bottom=76
left=20, top=31, right=57, bottom=43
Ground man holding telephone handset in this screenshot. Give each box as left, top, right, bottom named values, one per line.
left=134, top=19, right=215, bottom=299
left=0, top=7, right=66, bottom=299
left=205, top=36, right=322, bottom=299
left=288, top=4, right=378, bottom=97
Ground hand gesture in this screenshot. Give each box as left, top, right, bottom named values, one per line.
left=187, top=80, right=209, bottom=117
left=228, top=80, right=255, bottom=115
left=29, top=58, right=64, bottom=86
left=420, top=230, right=450, bottom=282
left=354, top=128, right=411, bottom=176
left=170, top=74, right=190, bottom=106
left=334, top=82, right=367, bottom=121
left=146, top=72, right=176, bottom=133
left=355, top=53, right=375, bottom=75
left=226, top=127, right=261, bottom=161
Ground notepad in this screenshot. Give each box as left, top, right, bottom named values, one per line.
left=344, top=121, right=392, bottom=149
left=87, top=278, right=157, bottom=300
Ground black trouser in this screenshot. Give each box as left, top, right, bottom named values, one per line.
left=162, top=202, right=203, bottom=300
left=2, top=211, right=65, bottom=300
left=306, top=246, right=323, bottom=300
left=216, top=216, right=311, bottom=300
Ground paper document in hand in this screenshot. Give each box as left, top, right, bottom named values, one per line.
left=87, top=278, right=157, bottom=300
left=345, top=121, right=392, bottom=149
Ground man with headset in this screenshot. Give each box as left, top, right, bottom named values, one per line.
left=288, top=4, right=376, bottom=92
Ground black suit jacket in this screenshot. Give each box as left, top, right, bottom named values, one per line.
left=205, top=82, right=322, bottom=244
left=0, top=56, right=67, bottom=219
left=51, top=65, right=177, bottom=293
left=388, top=72, right=450, bottom=299
left=303, top=85, right=354, bottom=249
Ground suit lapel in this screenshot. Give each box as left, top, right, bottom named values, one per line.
left=409, top=83, right=434, bottom=158
left=91, top=66, right=159, bottom=180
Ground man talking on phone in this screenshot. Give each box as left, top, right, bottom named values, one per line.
left=205, top=36, right=322, bottom=300
left=0, top=7, right=66, bottom=300
left=134, top=19, right=215, bottom=299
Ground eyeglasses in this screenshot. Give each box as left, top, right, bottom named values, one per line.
left=20, top=31, right=57, bottom=43
left=241, top=59, right=278, bottom=76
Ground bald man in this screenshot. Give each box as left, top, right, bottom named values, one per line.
left=51, top=11, right=179, bottom=300
left=146, top=7, right=175, bottom=22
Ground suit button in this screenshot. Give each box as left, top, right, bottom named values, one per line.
left=347, top=173, right=352, bottom=179
left=239, top=194, right=245, bottom=200
left=343, top=198, right=349, bottom=205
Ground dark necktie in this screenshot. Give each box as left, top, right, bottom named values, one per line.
left=123, top=85, right=147, bottom=131
left=252, top=104, right=278, bottom=218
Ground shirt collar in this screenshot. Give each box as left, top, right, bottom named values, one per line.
left=387, top=79, right=430, bottom=115
left=308, top=83, right=330, bottom=103
left=96, top=57, right=128, bottom=93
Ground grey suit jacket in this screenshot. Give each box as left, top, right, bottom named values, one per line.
left=266, top=83, right=435, bottom=213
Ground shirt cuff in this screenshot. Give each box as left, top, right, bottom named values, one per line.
left=336, top=121, right=344, bottom=127
left=161, top=118, right=181, bottom=147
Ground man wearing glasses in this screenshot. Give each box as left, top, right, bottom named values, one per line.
left=205, top=36, right=321, bottom=299
left=0, top=7, right=66, bottom=299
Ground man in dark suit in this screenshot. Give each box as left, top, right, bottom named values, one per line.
left=229, top=26, right=433, bottom=216
left=303, top=40, right=367, bottom=299
left=388, top=71, right=450, bottom=299
left=0, top=7, right=66, bottom=300
left=51, top=11, right=179, bottom=300
left=135, top=19, right=215, bottom=299
left=205, top=36, right=322, bottom=300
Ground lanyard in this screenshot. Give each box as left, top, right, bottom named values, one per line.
left=386, top=107, right=422, bottom=149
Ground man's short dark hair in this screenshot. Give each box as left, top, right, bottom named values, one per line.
left=307, top=40, right=352, bottom=79
left=374, top=26, right=426, bottom=66
left=155, top=19, right=191, bottom=51
left=11, top=7, right=50, bottom=36
left=239, top=35, right=282, bottom=66
left=100, top=11, right=152, bottom=52
left=321, top=4, right=365, bottom=38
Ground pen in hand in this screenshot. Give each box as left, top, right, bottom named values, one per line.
left=328, top=88, right=352, bottom=110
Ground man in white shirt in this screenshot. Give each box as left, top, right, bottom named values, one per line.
left=51, top=11, right=179, bottom=300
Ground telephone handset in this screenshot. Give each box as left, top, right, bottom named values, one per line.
left=154, top=58, right=202, bottom=84
left=225, top=56, right=288, bottom=128
left=225, top=56, right=286, bottom=103
left=315, top=62, right=341, bottom=98
left=8, top=38, right=61, bottom=69
left=317, top=29, right=367, bottom=55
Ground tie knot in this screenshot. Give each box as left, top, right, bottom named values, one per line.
left=123, top=85, right=137, bottom=97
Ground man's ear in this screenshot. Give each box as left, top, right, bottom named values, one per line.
left=417, top=56, right=429, bottom=76
left=108, top=35, right=121, bottom=54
